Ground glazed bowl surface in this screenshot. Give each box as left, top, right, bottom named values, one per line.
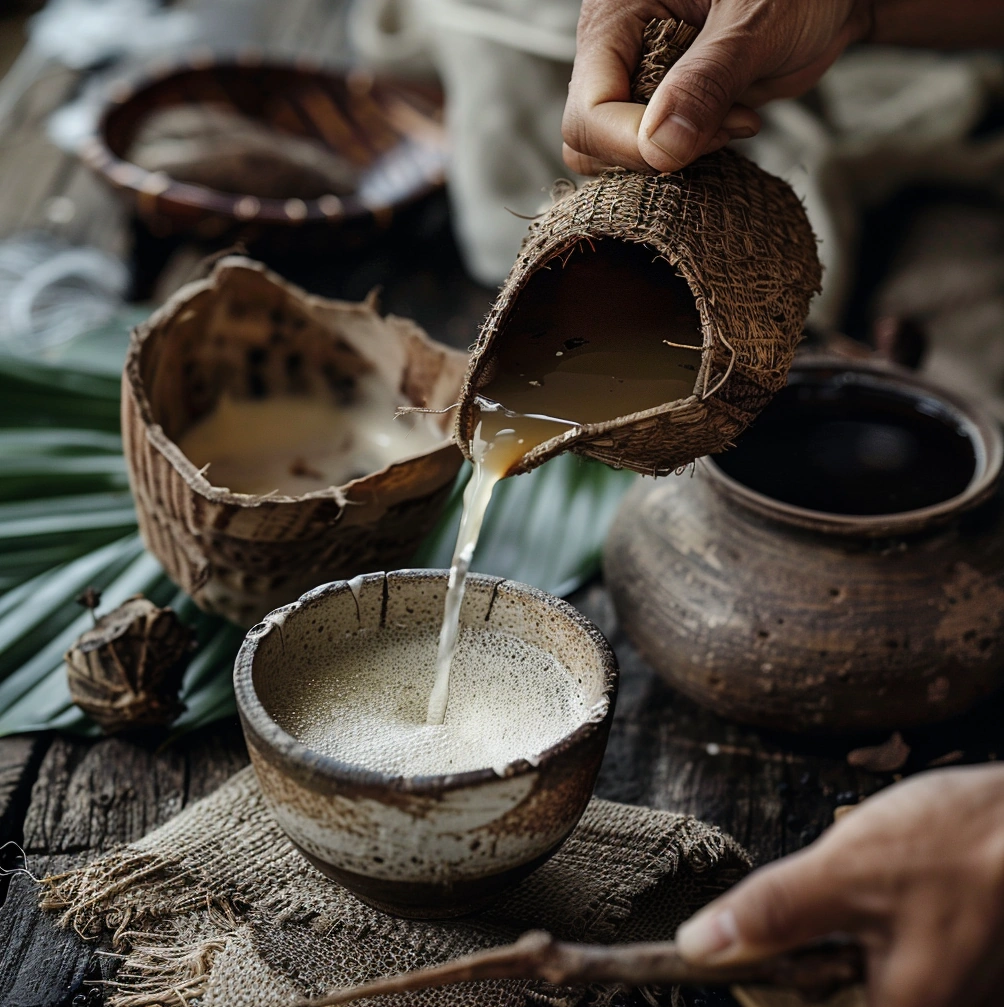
left=234, top=571, right=618, bottom=918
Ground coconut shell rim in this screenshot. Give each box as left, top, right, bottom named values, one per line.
left=457, top=223, right=716, bottom=477
left=455, top=156, right=821, bottom=478
left=124, top=256, right=465, bottom=509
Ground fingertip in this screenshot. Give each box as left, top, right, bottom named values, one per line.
left=677, top=849, right=860, bottom=965
left=565, top=100, right=653, bottom=173
left=721, top=103, right=761, bottom=139
left=676, top=906, right=741, bottom=963
left=701, top=130, right=732, bottom=156
left=638, top=111, right=700, bottom=171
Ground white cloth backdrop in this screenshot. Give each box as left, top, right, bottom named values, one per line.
left=350, top=0, right=1004, bottom=339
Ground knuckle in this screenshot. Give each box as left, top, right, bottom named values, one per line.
left=575, top=0, right=608, bottom=37
left=673, top=55, right=741, bottom=115
left=576, top=0, right=644, bottom=39
left=560, top=103, right=587, bottom=153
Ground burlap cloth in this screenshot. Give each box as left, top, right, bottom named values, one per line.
left=38, top=766, right=750, bottom=1006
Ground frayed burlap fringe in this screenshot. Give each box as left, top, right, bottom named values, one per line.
left=456, top=18, right=822, bottom=478
left=40, top=767, right=750, bottom=1007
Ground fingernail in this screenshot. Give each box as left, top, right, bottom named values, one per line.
left=647, top=113, right=700, bottom=167
left=676, top=908, right=740, bottom=962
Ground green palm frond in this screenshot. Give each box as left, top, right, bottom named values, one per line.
left=0, top=315, right=635, bottom=737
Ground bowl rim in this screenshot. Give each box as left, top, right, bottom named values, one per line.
left=79, top=54, right=447, bottom=226
left=233, top=569, right=619, bottom=795
left=703, top=358, right=1004, bottom=537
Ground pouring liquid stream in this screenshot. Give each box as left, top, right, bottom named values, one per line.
left=426, top=406, right=576, bottom=724
left=425, top=241, right=705, bottom=725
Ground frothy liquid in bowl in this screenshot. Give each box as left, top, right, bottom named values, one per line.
left=426, top=240, right=704, bottom=725
left=272, top=626, right=591, bottom=777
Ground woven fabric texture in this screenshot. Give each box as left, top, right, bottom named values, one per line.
left=631, top=18, right=700, bottom=103
left=40, top=766, right=750, bottom=1006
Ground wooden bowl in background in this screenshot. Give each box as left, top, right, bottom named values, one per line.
left=80, top=55, right=447, bottom=251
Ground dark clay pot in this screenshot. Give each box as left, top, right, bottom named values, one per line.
left=605, top=360, right=1004, bottom=733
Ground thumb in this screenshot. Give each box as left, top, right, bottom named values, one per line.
left=638, top=18, right=760, bottom=171
left=674, top=845, right=860, bottom=965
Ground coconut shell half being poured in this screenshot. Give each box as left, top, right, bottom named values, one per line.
left=456, top=18, right=822, bottom=477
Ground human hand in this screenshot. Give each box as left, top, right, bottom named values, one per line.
left=562, top=0, right=874, bottom=175
left=674, top=764, right=1004, bottom=1007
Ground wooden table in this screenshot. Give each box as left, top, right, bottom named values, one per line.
left=1, top=4, right=1004, bottom=1005
left=5, top=576, right=1003, bottom=1006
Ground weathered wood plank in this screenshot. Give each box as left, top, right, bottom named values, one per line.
left=578, top=583, right=889, bottom=868
left=0, top=722, right=248, bottom=1007
left=0, top=735, right=46, bottom=842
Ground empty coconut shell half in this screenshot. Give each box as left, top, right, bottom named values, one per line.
left=456, top=18, right=822, bottom=477
left=123, top=256, right=467, bottom=626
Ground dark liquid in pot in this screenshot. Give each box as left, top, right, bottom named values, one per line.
left=715, top=377, right=977, bottom=516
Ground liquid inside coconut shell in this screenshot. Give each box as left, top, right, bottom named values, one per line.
left=177, top=372, right=443, bottom=496
left=478, top=239, right=704, bottom=428
left=426, top=240, right=705, bottom=725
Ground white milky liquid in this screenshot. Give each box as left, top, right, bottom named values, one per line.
left=425, top=405, right=576, bottom=725
left=274, top=625, right=591, bottom=777
left=177, top=373, right=443, bottom=496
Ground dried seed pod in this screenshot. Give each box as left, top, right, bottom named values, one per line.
left=65, top=594, right=195, bottom=733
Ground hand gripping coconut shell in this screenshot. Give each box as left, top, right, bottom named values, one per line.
left=122, top=257, right=467, bottom=627
left=455, top=19, right=822, bottom=476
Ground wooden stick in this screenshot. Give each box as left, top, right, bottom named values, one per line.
left=299, top=931, right=865, bottom=1006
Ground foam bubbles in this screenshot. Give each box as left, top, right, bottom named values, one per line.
left=270, top=626, right=593, bottom=777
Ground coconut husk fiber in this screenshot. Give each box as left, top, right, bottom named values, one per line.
left=456, top=18, right=822, bottom=477
left=122, top=256, right=468, bottom=627
left=39, top=766, right=751, bottom=1007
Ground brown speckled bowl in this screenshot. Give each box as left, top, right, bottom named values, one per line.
left=234, top=571, right=618, bottom=919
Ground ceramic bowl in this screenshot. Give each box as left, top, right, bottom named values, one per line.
left=234, top=571, right=618, bottom=918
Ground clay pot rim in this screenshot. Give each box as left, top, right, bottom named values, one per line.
left=702, top=359, right=1004, bottom=538
left=124, top=257, right=460, bottom=510
left=233, top=570, right=619, bottom=795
